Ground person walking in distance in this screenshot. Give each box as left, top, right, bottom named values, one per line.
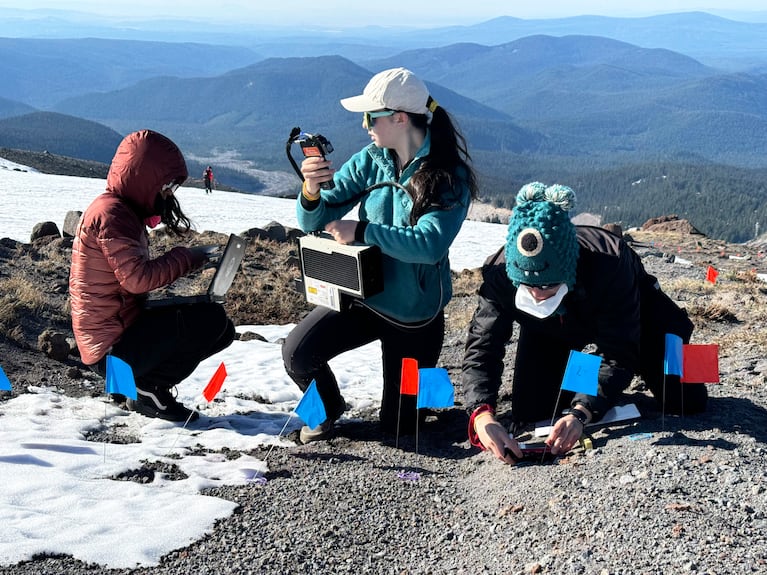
left=203, top=166, right=214, bottom=194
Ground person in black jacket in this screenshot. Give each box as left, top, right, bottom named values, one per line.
left=462, top=182, right=707, bottom=464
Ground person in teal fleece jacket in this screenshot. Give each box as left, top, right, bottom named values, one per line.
left=283, top=67, right=479, bottom=443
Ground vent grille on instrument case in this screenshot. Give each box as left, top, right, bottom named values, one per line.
left=298, top=235, right=384, bottom=302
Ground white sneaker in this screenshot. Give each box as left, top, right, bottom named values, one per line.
left=299, top=419, right=336, bottom=444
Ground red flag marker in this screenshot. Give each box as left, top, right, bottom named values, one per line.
left=705, top=266, right=719, bottom=284
left=202, top=362, right=228, bottom=402
left=400, top=358, right=419, bottom=395
left=681, top=344, right=719, bottom=383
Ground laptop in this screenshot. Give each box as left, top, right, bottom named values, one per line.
left=144, top=234, right=246, bottom=308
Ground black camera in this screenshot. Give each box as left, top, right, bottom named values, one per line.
left=298, top=132, right=335, bottom=190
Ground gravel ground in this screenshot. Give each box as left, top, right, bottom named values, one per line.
left=1, top=234, right=766, bottom=575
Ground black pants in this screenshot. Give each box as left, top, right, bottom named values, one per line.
left=93, top=303, right=235, bottom=391
left=282, top=302, right=445, bottom=433
left=511, top=326, right=708, bottom=425
left=638, top=278, right=708, bottom=415
left=510, top=329, right=577, bottom=424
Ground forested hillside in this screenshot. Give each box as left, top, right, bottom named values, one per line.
left=476, top=154, right=767, bottom=243
left=0, top=112, right=123, bottom=164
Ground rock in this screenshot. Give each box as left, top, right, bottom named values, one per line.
left=30, top=221, right=61, bottom=242
left=286, top=227, right=305, bottom=241
left=263, top=221, right=288, bottom=242
left=242, top=222, right=302, bottom=243
left=239, top=331, right=267, bottom=342
left=641, top=215, right=703, bottom=235
left=62, top=211, right=83, bottom=238
left=38, top=329, right=71, bottom=361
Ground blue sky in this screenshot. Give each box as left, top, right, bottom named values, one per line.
left=1, top=1, right=766, bottom=27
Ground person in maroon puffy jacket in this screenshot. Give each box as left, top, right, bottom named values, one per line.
left=69, top=130, right=235, bottom=422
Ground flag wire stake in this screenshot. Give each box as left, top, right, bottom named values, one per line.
left=103, top=398, right=108, bottom=463
left=395, top=393, right=403, bottom=450
left=264, top=414, right=293, bottom=463
left=661, top=373, right=666, bottom=432
left=680, top=376, right=685, bottom=420
left=415, top=408, right=420, bottom=456
left=163, top=408, right=198, bottom=458
left=546, top=388, right=566, bottom=464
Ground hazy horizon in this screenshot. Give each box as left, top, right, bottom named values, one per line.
left=1, top=2, right=766, bottom=28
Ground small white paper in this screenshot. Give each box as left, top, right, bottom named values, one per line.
left=304, top=277, right=340, bottom=311
left=534, top=403, right=641, bottom=437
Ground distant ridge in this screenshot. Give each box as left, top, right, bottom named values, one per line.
left=52, top=55, right=539, bottom=167
left=0, top=37, right=260, bottom=108
left=0, top=112, right=123, bottom=164
left=0, top=95, right=35, bottom=120
left=0, top=147, right=109, bottom=179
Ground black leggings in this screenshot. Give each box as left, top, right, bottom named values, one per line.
left=282, top=302, right=445, bottom=432
left=93, top=303, right=235, bottom=391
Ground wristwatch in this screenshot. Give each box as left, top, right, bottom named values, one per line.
left=561, top=407, right=588, bottom=426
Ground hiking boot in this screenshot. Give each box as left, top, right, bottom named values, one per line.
left=299, top=418, right=337, bottom=444
left=127, top=386, right=199, bottom=422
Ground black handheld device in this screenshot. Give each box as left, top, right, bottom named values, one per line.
left=504, top=445, right=558, bottom=464
left=286, top=127, right=335, bottom=190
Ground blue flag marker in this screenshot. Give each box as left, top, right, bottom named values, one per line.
left=294, top=379, right=327, bottom=429
left=664, top=333, right=683, bottom=376
left=416, top=368, right=454, bottom=409
left=105, top=355, right=138, bottom=400
left=561, top=350, right=601, bottom=395
left=0, top=364, right=11, bottom=391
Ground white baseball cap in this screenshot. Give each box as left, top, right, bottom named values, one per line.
left=340, top=67, right=430, bottom=114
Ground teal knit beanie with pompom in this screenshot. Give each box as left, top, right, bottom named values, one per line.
left=505, top=182, right=579, bottom=289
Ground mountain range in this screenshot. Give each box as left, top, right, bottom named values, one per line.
left=1, top=11, right=767, bottom=242
left=2, top=9, right=767, bottom=68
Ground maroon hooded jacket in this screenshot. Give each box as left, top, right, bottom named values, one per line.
left=69, top=130, right=203, bottom=365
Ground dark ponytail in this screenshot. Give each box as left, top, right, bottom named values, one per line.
left=406, top=105, right=479, bottom=225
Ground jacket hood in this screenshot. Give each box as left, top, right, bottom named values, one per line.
left=106, top=130, right=188, bottom=217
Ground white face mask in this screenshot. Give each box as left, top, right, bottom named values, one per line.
left=515, top=284, right=569, bottom=319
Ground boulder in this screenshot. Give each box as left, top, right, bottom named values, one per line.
left=62, top=211, right=83, bottom=238
left=641, top=215, right=703, bottom=235
left=31, top=221, right=61, bottom=242
left=242, top=222, right=302, bottom=243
